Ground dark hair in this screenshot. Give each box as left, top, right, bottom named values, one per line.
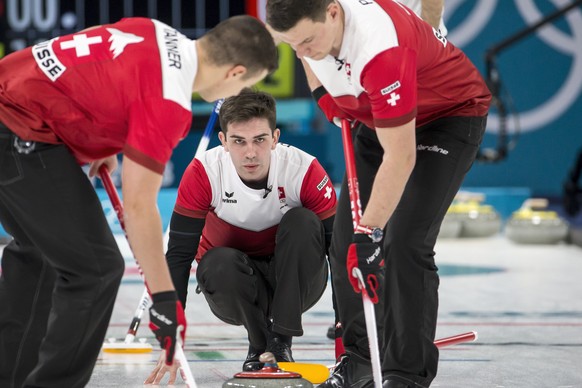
left=200, top=15, right=278, bottom=78
left=219, top=88, right=277, bottom=133
left=267, top=0, right=333, bottom=32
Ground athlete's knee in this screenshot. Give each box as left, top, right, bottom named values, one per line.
left=196, top=248, right=253, bottom=291
left=89, top=249, right=124, bottom=290
left=278, top=208, right=322, bottom=244
left=109, top=252, right=125, bottom=284
left=280, top=207, right=319, bottom=228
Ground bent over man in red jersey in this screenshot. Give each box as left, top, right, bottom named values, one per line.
left=0, top=16, right=277, bottom=388
left=267, top=0, right=491, bottom=387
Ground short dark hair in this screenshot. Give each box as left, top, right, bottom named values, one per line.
left=267, top=0, right=333, bottom=32
left=219, top=88, right=277, bottom=133
left=201, top=15, right=279, bottom=78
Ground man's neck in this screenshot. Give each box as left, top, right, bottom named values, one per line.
left=242, top=177, right=268, bottom=190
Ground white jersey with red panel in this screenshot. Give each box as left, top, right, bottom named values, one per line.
left=306, top=0, right=490, bottom=129
left=174, top=143, right=337, bottom=260
left=0, top=17, right=194, bottom=173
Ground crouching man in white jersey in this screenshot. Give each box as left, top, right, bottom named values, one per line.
left=145, top=89, right=337, bottom=384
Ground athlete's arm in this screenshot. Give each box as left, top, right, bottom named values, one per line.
left=301, top=58, right=322, bottom=90
left=299, top=59, right=351, bottom=125
left=121, top=157, right=174, bottom=293
left=298, top=158, right=337, bottom=253
left=321, top=215, right=335, bottom=254
left=420, top=0, right=444, bottom=30
left=168, top=157, right=212, bottom=306
left=358, top=119, right=417, bottom=229
left=166, top=212, right=205, bottom=308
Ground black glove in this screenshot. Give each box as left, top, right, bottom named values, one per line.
left=346, top=234, right=384, bottom=303
left=149, top=291, right=187, bottom=365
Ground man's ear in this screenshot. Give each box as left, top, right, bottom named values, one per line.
left=272, top=128, right=281, bottom=149
left=226, top=65, right=247, bottom=80
left=328, top=2, right=341, bottom=22
left=218, top=131, right=228, bottom=150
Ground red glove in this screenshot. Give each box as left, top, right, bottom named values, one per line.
left=347, top=233, right=384, bottom=304
left=316, top=90, right=353, bottom=127
left=149, top=291, right=187, bottom=365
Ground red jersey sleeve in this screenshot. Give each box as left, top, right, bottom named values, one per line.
left=124, top=97, right=191, bottom=174
left=299, top=159, right=337, bottom=220
left=361, top=46, right=418, bottom=128
left=174, top=158, right=213, bottom=219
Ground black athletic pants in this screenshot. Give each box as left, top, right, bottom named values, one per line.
left=196, top=207, right=328, bottom=351
left=330, top=116, right=486, bottom=387
left=0, top=125, right=125, bottom=388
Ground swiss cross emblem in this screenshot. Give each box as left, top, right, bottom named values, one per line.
left=324, top=186, right=332, bottom=199
left=60, top=34, right=103, bottom=57
left=387, top=92, right=400, bottom=106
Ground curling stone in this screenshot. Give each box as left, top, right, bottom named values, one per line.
left=448, top=192, right=502, bottom=238
left=505, top=198, right=569, bottom=244
left=223, top=352, right=313, bottom=388
left=459, top=202, right=502, bottom=238
left=438, top=210, right=464, bottom=238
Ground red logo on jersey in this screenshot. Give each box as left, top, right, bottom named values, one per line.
left=278, top=187, right=289, bottom=210
left=345, top=62, right=352, bottom=83
left=278, top=187, right=286, bottom=200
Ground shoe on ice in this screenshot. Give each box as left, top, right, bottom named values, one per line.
left=242, top=345, right=264, bottom=371
left=266, top=333, right=294, bottom=363
left=318, top=354, right=374, bottom=388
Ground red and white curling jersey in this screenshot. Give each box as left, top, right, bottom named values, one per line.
left=174, top=144, right=337, bottom=260
left=0, top=17, right=194, bottom=173
left=308, top=0, right=491, bottom=129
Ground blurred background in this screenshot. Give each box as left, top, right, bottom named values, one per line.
left=1, top=0, right=582, bottom=244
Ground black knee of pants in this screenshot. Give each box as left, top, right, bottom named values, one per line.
left=196, top=247, right=272, bottom=350
left=271, top=207, right=328, bottom=336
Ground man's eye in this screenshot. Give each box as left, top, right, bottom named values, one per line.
left=234, top=139, right=244, bottom=144
left=255, top=138, right=265, bottom=143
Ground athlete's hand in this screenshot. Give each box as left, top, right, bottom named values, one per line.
left=317, top=93, right=353, bottom=127
left=149, top=291, right=187, bottom=365
left=143, top=351, right=186, bottom=385
left=346, top=234, right=384, bottom=303
left=90, top=155, right=118, bottom=177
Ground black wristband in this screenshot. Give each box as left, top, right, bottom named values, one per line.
left=353, top=233, right=373, bottom=244
left=311, top=86, right=328, bottom=102
left=151, top=290, right=178, bottom=303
